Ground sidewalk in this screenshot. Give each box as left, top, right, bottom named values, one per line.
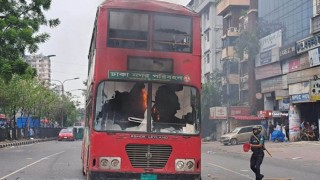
left=0, top=137, right=56, bottom=149
left=203, top=140, right=320, bottom=162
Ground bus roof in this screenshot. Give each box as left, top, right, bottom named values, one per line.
left=100, top=0, right=197, bottom=16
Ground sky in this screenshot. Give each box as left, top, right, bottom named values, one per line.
left=38, top=0, right=190, bottom=107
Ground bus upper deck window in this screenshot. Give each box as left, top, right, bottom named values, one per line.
left=153, top=14, right=192, bottom=53
left=107, top=10, right=149, bottom=49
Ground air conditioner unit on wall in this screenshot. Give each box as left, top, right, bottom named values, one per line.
left=228, top=27, right=238, bottom=33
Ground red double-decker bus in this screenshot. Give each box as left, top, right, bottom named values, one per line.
left=82, top=0, right=201, bottom=179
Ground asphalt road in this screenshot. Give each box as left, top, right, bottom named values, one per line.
left=202, top=142, right=320, bottom=180
left=0, top=140, right=85, bottom=180
left=1, top=140, right=320, bottom=180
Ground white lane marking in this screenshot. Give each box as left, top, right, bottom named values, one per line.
left=291, top=157, right=302, bottom=160
left=208, top=163, right=254, bottom=180
left=0, top=151, right=65, bottom=180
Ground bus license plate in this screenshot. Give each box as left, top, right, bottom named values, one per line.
left=141, top=174, right=157, bottom=180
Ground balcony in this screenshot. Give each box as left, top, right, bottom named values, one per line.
left=240, top=52, right=249, bottom=62
left=227, top=74, right=240, bottom=84
left=240, top=82, right=248, bottom=90
left=216, top=0, right=250, bottom=16
left=194, top=0, right=217, bottom=13
left=221, top=74, right=239, bottom=85
left=240, top=74, right=248, bottom=83
left=221, top=46, right=236, bottom=60
left=222, top=27, right=240, bottom=39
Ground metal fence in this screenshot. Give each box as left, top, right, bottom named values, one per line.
left=0, top=127, right=62, bottom=141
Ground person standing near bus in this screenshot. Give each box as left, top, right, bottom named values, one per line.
left=249, top=126, right=265, bottom=180
left=268, top=122, right=274, bottom=141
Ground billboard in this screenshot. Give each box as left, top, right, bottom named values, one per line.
left=209, top=107, right=227, bottom=120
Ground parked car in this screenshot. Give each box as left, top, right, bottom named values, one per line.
left=220, top=125, right=266, bottom=145
left=58, top=128, right=75, bottom=141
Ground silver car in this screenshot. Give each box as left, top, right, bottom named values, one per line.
left=220, top=125, right=266, bottom=145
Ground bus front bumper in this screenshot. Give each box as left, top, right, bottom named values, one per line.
left=89, top=171, right=201, bottom=180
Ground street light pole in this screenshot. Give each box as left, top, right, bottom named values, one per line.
left=51, top=77, right=80, bottom=127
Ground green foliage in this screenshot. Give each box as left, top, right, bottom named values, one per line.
left=234, top=29, right=260, bottom=60
left=0, top=0, right=60, bottom=81
left=201, top=71, right=223, bottom=119
left=0, top=75, right=79, bottom=127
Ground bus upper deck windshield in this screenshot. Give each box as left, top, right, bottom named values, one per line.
left=94, top=81, right=199, bottom=135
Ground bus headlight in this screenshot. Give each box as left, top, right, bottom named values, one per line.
left=186, top=160, right=194, bottom=171
left=99, top=157, right=121, bottom=170
left=99, top=158, right=109, bottom=168
left=175, top=159, right=195, bottom=171
left=111, top=159, right=120, bottom=169
left=175, top=160, right=185, bottom=171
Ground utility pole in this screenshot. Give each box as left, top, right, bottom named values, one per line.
left=52, top=77, right=80, bottom=127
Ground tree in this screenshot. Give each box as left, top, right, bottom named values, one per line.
left=0, top=0, right=60, bottom=82
left=0, top=75, right=79, bottom=138
left=234, top=29, right=260, bottom=60
left=201, top=70, right=223, bottom=137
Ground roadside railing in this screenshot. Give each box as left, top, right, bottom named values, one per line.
left=0, top=127, right=62, bottom=141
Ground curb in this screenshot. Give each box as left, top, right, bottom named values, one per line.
left=0, top=138, right=57, bottom=149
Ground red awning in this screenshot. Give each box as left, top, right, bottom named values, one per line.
left=230, top=115, right=265, bottom=121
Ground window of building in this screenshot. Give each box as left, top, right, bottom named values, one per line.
left=205, top=30, right=210, bottom=42
left=204, top=73, right=210, bottom=82
left=205, top=8, right=210, bottom=21
left=206, top=53, right=210, bottom=63
left=312, top=15, right=320, bottom=34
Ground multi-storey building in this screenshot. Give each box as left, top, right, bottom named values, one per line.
left=24, top=54, right=52, bottom=84
left=256, top=0, right=315, bottom=141
left=215, top=0, right=264, bottom=133
left=216, top=0, right=251, bottom=107
left=188, top=0, right=223, bottom=83
left=187, top=0, right=223, bottom=137
left=187, top=0, right=319, bottom=141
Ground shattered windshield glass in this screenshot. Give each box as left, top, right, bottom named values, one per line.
left=94, top=81, right=200, bottom=135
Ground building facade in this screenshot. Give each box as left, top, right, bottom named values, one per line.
left=188, top=0, right=223, bottom=83
left=188, top=0, right=319, bottom=141
left=188, top=0, right=224, bottom=137
left=256, top=0, right=317, bottom=141
left=24, top=54, right=52, bottom=84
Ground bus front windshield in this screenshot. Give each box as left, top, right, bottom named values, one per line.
left=94, top=81, right=199, bottom=135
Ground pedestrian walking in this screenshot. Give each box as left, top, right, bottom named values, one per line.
left=249, top=126, right=265, bottom=180
left=268, top=122, right=274, bottom=141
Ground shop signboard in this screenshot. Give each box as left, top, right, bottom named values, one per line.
left=261, top=75, right=287, bottom=93
left=260, top=50, right=272, bottom=65
left=255, top=62, right=281, bottom=80
left=289, top=81, right=309, bottom=95
left=209, top=107, right=227, bottom=120
left=287, top=66, right=320, bottom=84
left=296, top=33, right=320, bottom=54
left=308, top=48, right=320, bottom=67
left=288, top=59, right=300, bottom=72
left=257, top=110, right=272, bottom=118
left=290, top=93, right=311, bottom=103
left=259, top=30, right=282, bottom=52
left=230, top=106, right=250, bottom=116
left=256, top=48, right=280, bottom=67
left=279, top=42, right=296, bottom=60
left=310, top=79, right=320, bottom=101
left=278, top=98, right=290, bottom=111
